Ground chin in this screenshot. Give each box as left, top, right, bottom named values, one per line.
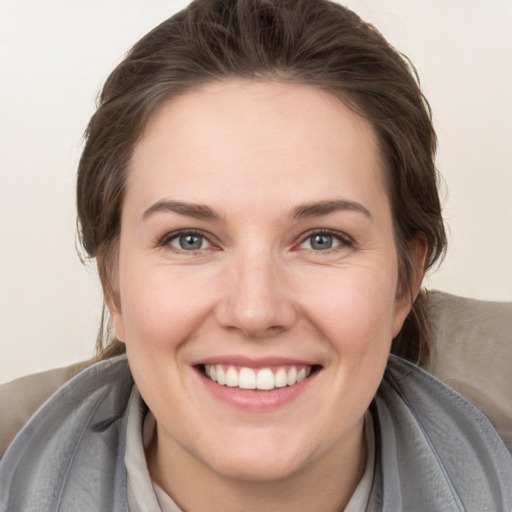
left=208, top=448, right=311, bottom=483
left=188, top=426, right=326, bottom=483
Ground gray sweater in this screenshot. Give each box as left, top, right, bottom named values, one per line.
left=1, top=355, right=511, bottom=511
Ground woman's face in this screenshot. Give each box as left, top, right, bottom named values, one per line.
left=111, top=80, right=419, bottom=483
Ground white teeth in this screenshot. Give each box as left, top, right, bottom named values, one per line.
left=256, top=368, right=274, bottom=390
left=287, top=367, right=297, bottom=386
left=216, top=366, right=226, bottom=385
left=226, top=367, right=238, bottom=387
left=239, top=367, right=256, bottom=389
left=274, top=368, right=288, bottom=388
left=204, top=364, right=313, bottom=391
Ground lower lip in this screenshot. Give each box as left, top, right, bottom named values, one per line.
left=197, top=369, right=318, bottom=411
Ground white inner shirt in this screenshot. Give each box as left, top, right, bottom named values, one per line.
left=125, top=388, right=375, bottom=512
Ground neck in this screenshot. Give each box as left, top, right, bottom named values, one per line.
left=146, top=417, right=368, bottom=512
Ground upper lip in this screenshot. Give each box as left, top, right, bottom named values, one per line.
left=193, top=356, right=319, bottom=369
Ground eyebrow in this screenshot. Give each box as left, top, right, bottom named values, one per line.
left=143, top=200, right=221, bottom=221
left=143, top=198, right=372, bottom=222
left=291, top=199, right=372, bottom=220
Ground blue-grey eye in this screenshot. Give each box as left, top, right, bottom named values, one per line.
left=309, top=233, right=333, bottom=250
left=168, top=233, right=208, bottom=251
left=179, top=234, right=203, bottom=250
left=299, top=231, right=351, bottom=252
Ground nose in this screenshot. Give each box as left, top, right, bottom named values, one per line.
left=216, top=250, right=297, bottom=340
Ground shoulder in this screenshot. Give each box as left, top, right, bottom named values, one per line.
left=370, top=355, right=512, bottom=510
left=0, top=361, right=87, bottom=456
left=0, top=356, right=133, bottom=512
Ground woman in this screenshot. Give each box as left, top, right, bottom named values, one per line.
left=1, top=0, right=511, bottom=510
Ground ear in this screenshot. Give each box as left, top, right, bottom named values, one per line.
left=407, top=235, right=428, bottom=301
left=104, top=287, right=126, bottom=343
left=109, top=303, right=126, bottom=343
left=96, top=247, right=126, bottom=343
left=392, top=236, right=428, bottom=337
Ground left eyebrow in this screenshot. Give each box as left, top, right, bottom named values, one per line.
left=291, top=199, right=372, bottom=220
left=143, top=200, right=221, bottom=221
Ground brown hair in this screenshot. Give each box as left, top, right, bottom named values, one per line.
left=77, top=0, right=446, bottom=365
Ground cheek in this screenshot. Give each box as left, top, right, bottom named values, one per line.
left=296, top=263, right=399, bottom=352
left=116, top=267, right=212, bottom=409
left=117, top=264, right=217, bottom=352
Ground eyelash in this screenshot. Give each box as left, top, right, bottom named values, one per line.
left=157, top=228, right=355, bottom=254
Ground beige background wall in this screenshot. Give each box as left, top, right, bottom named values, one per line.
left=1, top=0, right=511, bottom=383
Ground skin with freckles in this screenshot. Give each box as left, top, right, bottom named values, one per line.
left=109, top=80, right=425, bottom=511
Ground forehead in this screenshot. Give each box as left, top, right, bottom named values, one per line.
left=125, top=80, right=388, bottom=218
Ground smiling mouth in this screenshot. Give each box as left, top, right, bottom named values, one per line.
left=200, top=364, right=320, bottom=391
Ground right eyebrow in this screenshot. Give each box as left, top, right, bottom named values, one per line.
left=291, top=199, right=372, bottom=220
left=143, top=200, right=221, bottom=221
